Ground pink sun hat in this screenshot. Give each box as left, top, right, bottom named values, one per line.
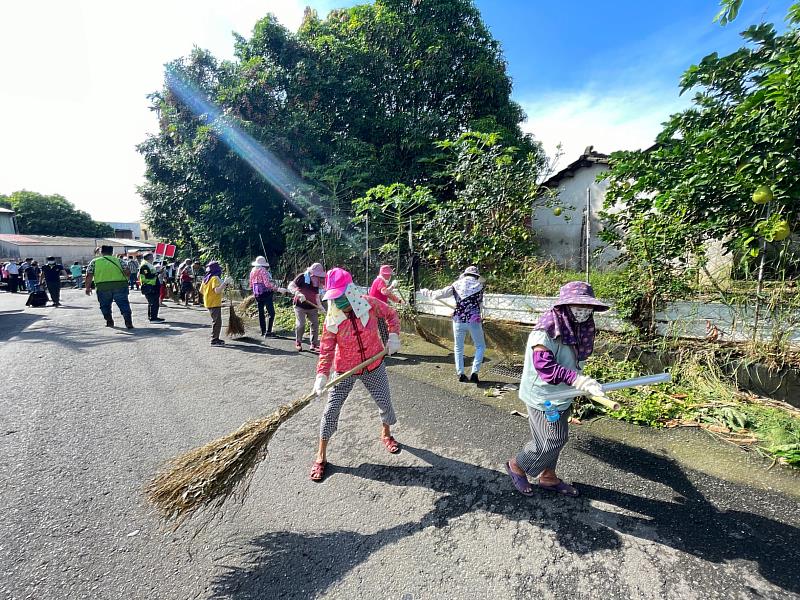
left=379, top=265, right=393, bottom=278
left=322, top=267, right=353, bottom=301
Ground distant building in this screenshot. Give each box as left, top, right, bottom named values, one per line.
left=104, top=222, right=152, bottom=241
left=533, top=146, right=620, bottom=271
left=0, top=207, right=19, bottom=235
left=0, top=234, right=156, bottom=265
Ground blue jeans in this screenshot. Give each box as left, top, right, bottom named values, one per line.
left=73, top=276, right=84, bottom=289
left=96, top=286, right=131, bottom=319
left=25, top=279, right=38, bottom=292
left=453, top=321, right=486, bottom=376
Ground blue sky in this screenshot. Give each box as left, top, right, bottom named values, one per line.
left=0, top=0, right=794, bottom=220
left=477, top=0, right=792, bottom=163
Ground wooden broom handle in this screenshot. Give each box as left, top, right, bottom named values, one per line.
left=322, top=349, right=389, bottom=391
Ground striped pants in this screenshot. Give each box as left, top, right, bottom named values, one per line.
left=319, top=362, right=397, bottom=440
left=516, top=405, right=571, bottom=476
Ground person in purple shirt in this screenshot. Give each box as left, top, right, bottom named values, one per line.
left=506, top=281, right=610, bottom=498
left=421, top=265, right=486, bottom=384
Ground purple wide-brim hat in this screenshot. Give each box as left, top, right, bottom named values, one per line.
left=552, top=281, right=610, bottom=312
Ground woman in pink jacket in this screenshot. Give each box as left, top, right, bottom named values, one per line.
left=310, top=268, right=402, bottom=482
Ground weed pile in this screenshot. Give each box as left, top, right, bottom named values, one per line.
left=582, top=349, right=800, bottom=467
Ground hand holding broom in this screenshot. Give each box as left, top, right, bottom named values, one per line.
left=146, top=349, right=388, bottom=526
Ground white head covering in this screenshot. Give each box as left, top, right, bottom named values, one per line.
left=325, top=283, right=371, bottom=333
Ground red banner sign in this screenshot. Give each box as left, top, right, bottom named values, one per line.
left=155, top=243, right=177, bottom=258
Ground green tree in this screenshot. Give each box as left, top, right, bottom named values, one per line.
left=138, top=1, right=534, bottom=273
left=602, top=10, right=800, bottom=329
left=418, top=131, right=543, bottom=275
left=5, top=190, right=113, bottom=237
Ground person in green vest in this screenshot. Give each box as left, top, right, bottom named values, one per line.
left=84, top=245, right=133, bottom=329
left=138, top=252, right=164, bottom=322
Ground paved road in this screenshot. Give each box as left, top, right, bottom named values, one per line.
left=2, top=288, right=799, bottom=599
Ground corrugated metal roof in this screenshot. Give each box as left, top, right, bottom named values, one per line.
left=0, top=235, right=155, bottom=247
left=0, top=234, right=45, bottom=244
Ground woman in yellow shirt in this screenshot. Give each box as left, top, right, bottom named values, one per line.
left=199, top=261, right=233, bottom=346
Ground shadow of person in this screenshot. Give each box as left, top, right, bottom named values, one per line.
left=209, top=444, right=621, bottom=599
left=572, top=438, right=800, bottom=595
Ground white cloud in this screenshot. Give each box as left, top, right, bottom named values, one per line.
left=0, top=0, right=337, bottom=222
left=520, top=86, right=688, bottom=166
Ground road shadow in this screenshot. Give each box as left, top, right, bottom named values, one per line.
left=209, top=442, right=799, bottom=599
left=572, top=437, right=800, bottom=595
left=0, top=310, right=44, bottom=341
left=218, top=342, right=296, bottom=356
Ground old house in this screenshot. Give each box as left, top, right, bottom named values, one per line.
left=533, top=146, right=620, bottom=271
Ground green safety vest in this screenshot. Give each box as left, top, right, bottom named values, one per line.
left=91, top=256, right=127, bottom=285
left=139, top=262, right=157, bottom=286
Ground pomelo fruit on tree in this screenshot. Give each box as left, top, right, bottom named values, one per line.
left=773, top=220, right=791, bottom=241
left=752, top=185, right=773, bottom=204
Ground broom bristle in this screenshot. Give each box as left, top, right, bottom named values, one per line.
left=146, top=393, right=313, bottom=525
left=239, top=294, right=257, bottom=313
left=226, top=301, right=246, bottom=337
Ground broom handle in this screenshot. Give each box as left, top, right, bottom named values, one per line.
left=322, top=349, right=389, bottom=391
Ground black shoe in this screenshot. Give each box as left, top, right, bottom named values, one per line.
left=149, top=317, right=165, bottom=322
left=211, top=339, right=225, bottom=346
left=458, top=373, right=468, bottom=383
left=105, top=319, right=114, bottom=327
left=264, top=331, right=275, bottom=338
left=470, top=373, right=479, bottom=384
left=124, top=318, right=134, bottom=329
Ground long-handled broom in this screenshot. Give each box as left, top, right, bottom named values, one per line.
left=146, top=349, right=388, bottom=526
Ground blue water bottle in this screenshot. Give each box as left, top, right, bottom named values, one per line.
left=543, top=400, right=560, bottom=423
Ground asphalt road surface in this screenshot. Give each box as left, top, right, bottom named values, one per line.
left=2, top=288, right=799, bottom=599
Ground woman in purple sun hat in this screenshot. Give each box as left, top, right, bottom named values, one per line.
left=505, top=281, right=610, bottom=498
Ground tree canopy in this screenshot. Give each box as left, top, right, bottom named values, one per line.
left=137, top=0, right=537, bottom=272
left=2, top=190, right=113, bottom=237
left=602, top=8, right=800, bottom=326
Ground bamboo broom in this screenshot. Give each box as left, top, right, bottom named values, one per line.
left=146, top=349, right=388, bottom=525
left=226, top=289, right=246, bottom=338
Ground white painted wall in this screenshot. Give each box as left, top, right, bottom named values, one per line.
left=533, top=163, right=621, bottom=271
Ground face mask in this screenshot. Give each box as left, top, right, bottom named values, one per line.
left=570, top=306, right=593, bottom=323
left=334, top=295, right=350, bottom=310
left=47, top=261, right=55, bottom=265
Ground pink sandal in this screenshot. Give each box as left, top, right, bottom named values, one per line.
left=310, top=461, right=327, bottom=482
left=381, top=436, right=400, bottom=454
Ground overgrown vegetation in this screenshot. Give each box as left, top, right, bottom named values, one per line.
left=581, top=349, right=800, bottom=467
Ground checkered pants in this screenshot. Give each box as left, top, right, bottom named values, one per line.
left=377, top=317, right=389, bottom=345
left=515, top=405, right=571, bottom=476
left=319, top=362, right=396, bottom=440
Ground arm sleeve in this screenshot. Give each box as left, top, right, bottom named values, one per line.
left=287, top=277, right=300, bottom=294
left=532, top=349, right=578, bottom=385
left=367, top=296, right=400, bottom=334
left=430, top=286, right=454, bottom=300
left=316, top=325, right=337, bottom=376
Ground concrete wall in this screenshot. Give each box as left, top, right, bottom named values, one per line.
left=533, top=163, right=620, bottom=271
left=414, top=292, right=800, bottom=348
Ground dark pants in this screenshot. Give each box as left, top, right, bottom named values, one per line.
left=9, top=274, right=19, bottom=293
left=45, top=280, right=60, bottom=305
left=209, top=306, right=222, bottom=341
left=129, top=273, right=139, bottom=290
left=96, top=286, right=131, bottom=320
left=142, top=284, right=160, bottom=320
left=256, top=292, right=275, bottom=335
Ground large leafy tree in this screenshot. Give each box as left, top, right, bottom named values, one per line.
left=3, top=190, right=113, bottom=237
left=138, top=0, right=534, bottom=273
left=602, top=9, right=800, bottom=328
